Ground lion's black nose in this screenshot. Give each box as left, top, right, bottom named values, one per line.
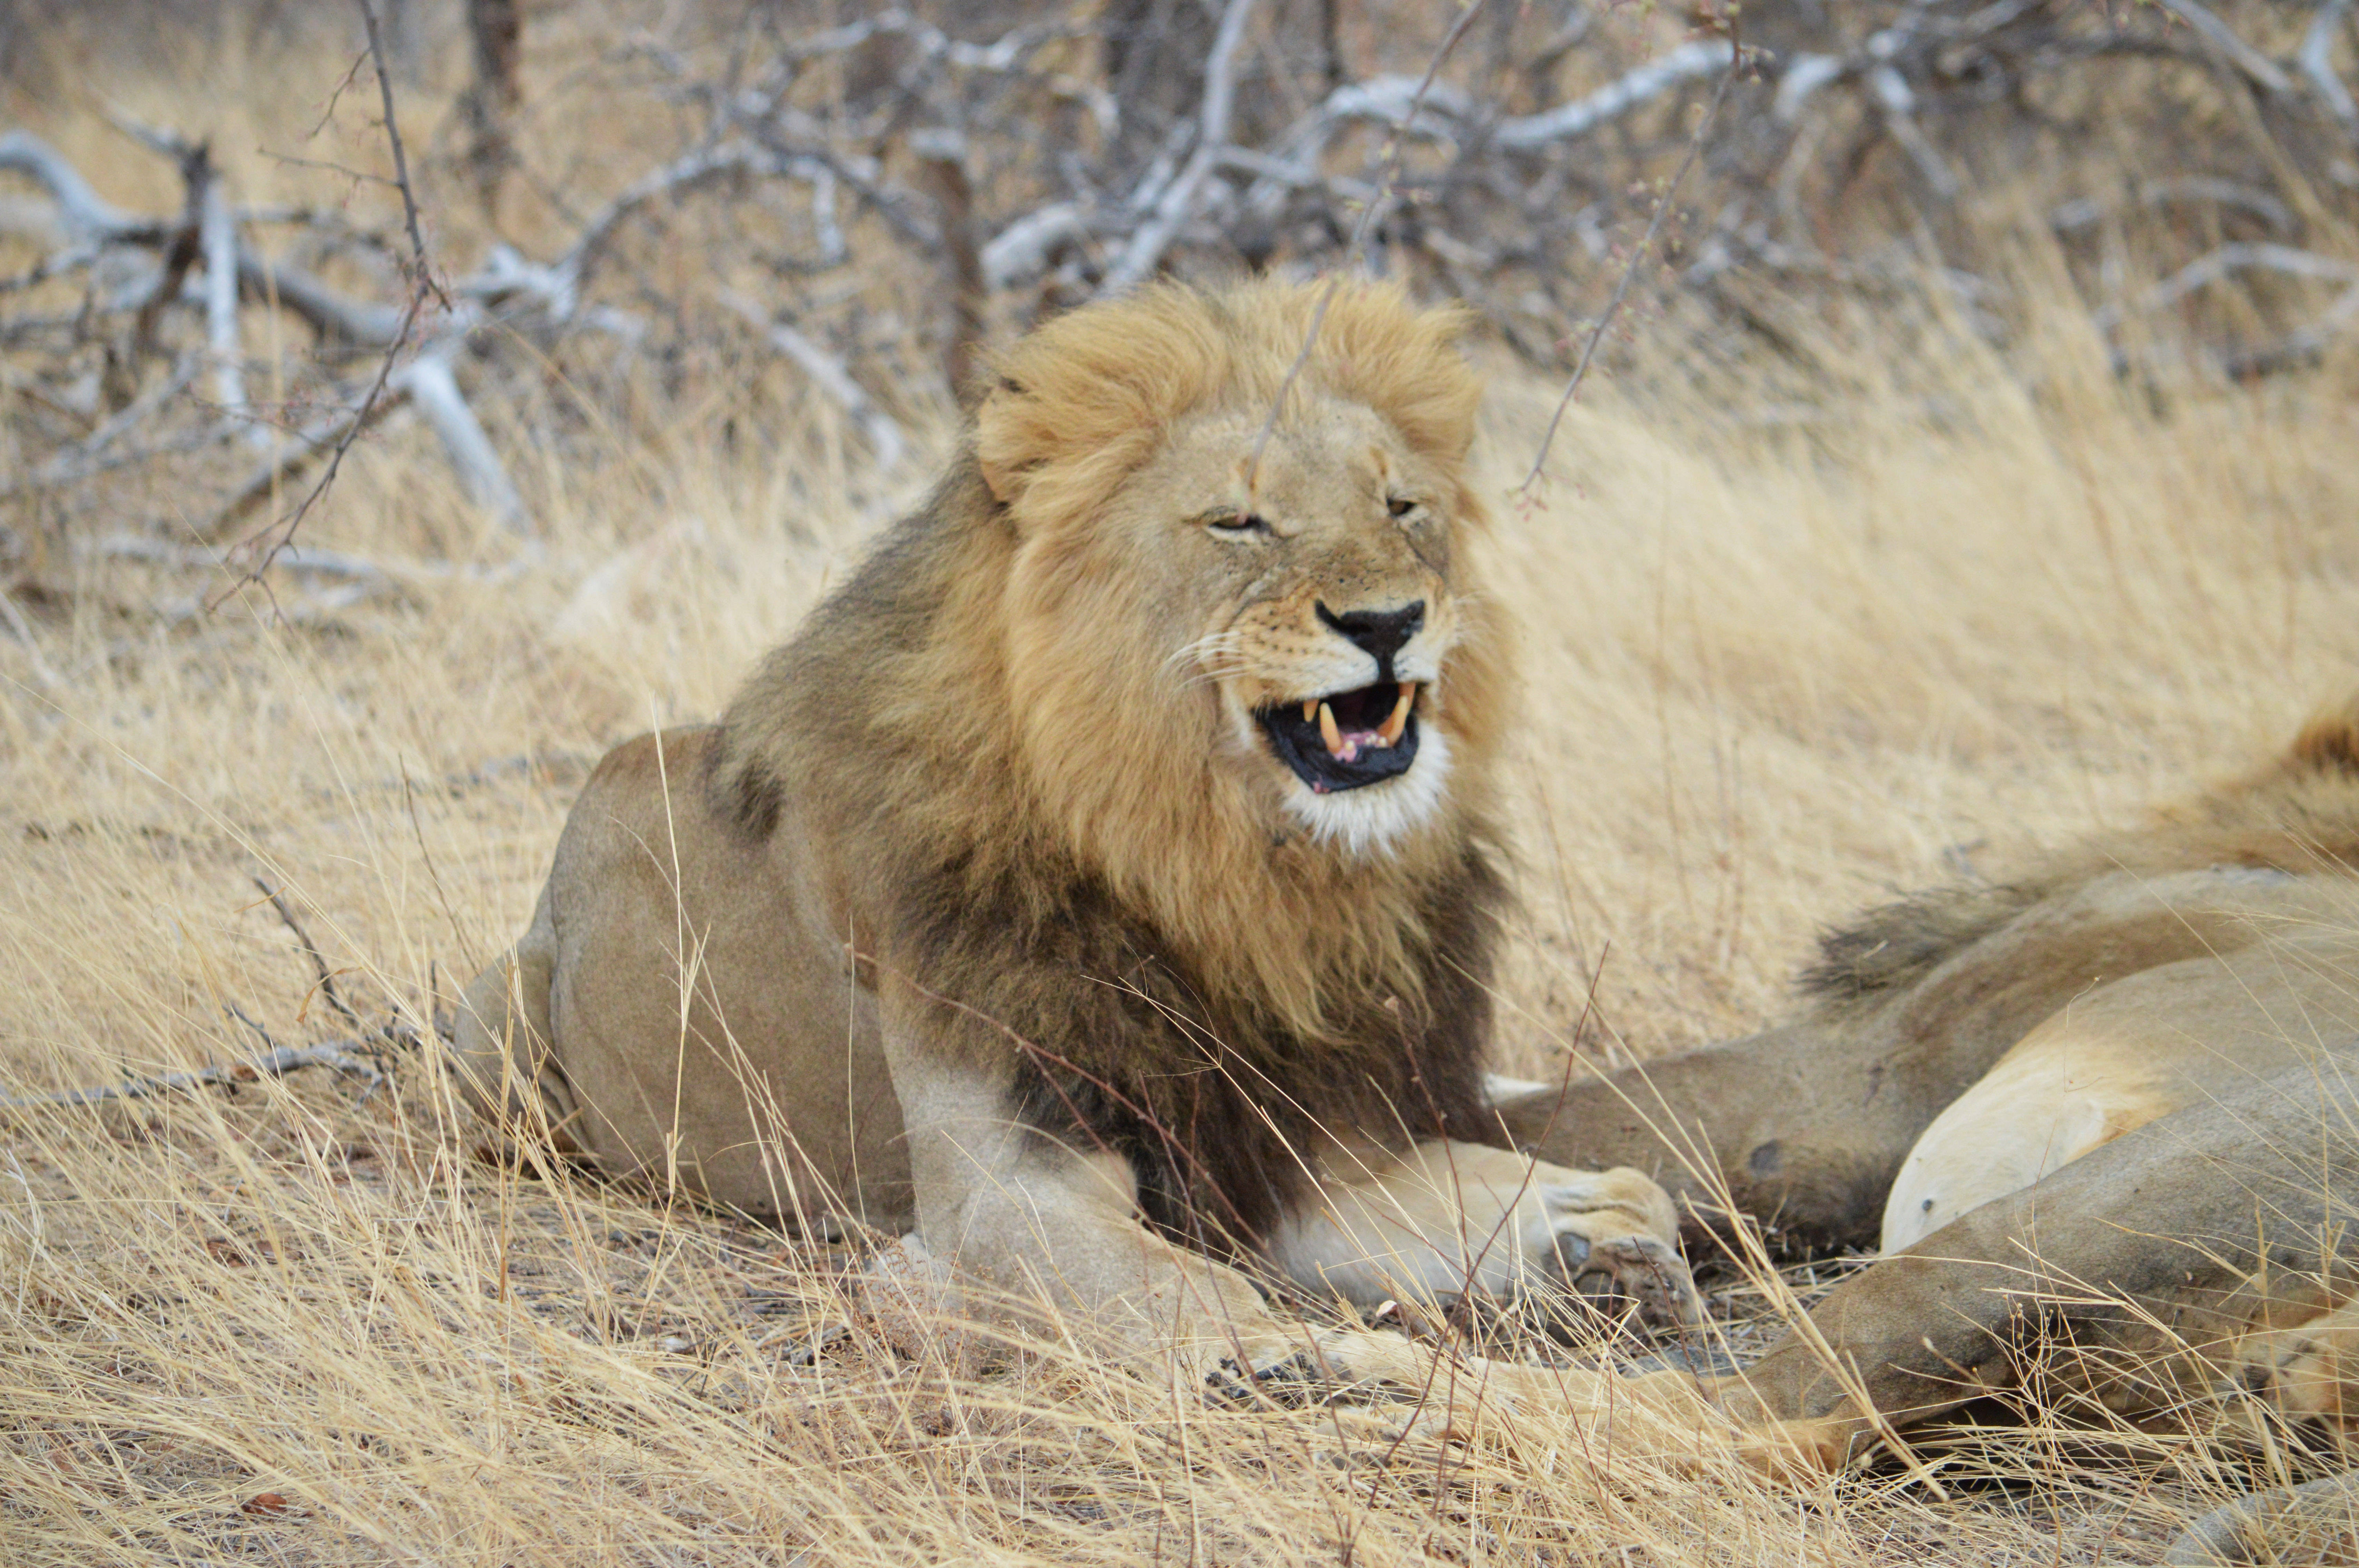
left=1315, top=600, right=1425, bottom=669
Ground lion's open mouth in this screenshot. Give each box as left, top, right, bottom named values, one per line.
left=1255, top=682, right=1421, bottom=794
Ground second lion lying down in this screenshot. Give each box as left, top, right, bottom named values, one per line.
left=452, top=278, right=1699, bottom=1411
left=1505, top=701, right=2359, bottom=1557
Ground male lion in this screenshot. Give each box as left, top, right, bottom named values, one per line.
left=1496, top=701, right=2359, bottom=1560
left=453, top=279, right=1699, bottom=1411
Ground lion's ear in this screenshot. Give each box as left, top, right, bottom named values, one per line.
left=974, top=377, right=1041, bottom=505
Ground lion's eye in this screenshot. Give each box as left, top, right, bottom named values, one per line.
left=1386, top=494, right=1419, bottom=519
left=1206, top=511, right=1271, bottom=536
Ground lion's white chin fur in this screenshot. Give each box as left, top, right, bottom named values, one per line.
left=1281, top=724, right=1454, bottom=858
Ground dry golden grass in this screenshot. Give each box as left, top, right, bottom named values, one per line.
left=11, top=14, right=2359, bottom=1568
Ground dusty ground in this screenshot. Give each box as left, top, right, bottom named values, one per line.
left=11, top=13, right=2359, bottom=1568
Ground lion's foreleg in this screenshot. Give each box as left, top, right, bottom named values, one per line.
left=1488, top=1022, right=1916, bottom=1255
left=871, top=1004, right=1714, bottom=1443
left=1267, top=1141, right=1701, bottom=1331
left=877, top=1001, right=1291, bottom=1382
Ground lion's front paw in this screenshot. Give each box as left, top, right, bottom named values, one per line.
left=1550, top=1230, right=1705, bottom=1332
left=1515, top=1163, right=1703, bottom=1334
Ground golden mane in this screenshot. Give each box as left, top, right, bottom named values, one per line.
left=720, top=278, right=1509, bottom=1039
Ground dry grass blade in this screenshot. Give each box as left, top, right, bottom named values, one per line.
left=1241, top=0, right=1492, bottom=496
left=1519, top=30, right=1745, bottom=497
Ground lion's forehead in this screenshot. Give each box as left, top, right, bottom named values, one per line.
left=1160, top=397, right=1451, bottom=499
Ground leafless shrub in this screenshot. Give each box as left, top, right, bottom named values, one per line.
left=3, top=0, right=2357, bottom=614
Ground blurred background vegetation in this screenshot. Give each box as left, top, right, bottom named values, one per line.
left=7, top=0, right=2359, bottom=612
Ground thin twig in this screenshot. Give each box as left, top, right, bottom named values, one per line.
left=223, top=0, right=448, bottom=591
left=1519, top=29, right=1745, bottom=496
left=214, top=296, right=422, bottom=586
left=360, top=0, right=442, bottom=309
left=1240, top=0, right=1494, bottom=495
left=203, top=376, right=416, bottom=541
left=253, top=877, right=362, bottom=1027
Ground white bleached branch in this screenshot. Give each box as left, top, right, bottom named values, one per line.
left=2302, top=0, right=2359, bottom=135
left=0, top=1035, right=399, bottom=1110
left=982, top=202, right=1088, bottom=290
left=2159, top=0, right=2294, bottom=94
left=197, top=153, right=256, bottom=442
left=1492, top=40, right=1729, bottom=148
left=393, top=346, right=527, bottom=531
left=0, top=129, right=153, bottom=242
left=1100, top=0, right=1260, bottom=294
left=2143, top=241, right=2359, bottom=311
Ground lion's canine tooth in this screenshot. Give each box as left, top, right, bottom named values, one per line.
left=1303, top=699, right=1318, bottom=722
left=1318, top=701, right=1345, bottom=758
left=1377, top=683, right=1415, bottom=746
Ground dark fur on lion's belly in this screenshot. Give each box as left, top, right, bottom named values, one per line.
left=909, top=850, right=1508, bottom=1250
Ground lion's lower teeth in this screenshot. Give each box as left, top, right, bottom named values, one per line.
left=1318, top=702, right=1347, bottom=759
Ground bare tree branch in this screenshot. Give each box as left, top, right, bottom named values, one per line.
left=1492, top=40, right=1729, bottom=148
left=2302, top=0, right=2359, bottom=137
left=981, top=202, right=1087, bottom=291
left=1100, top=0, right=1260, bottom=295
left=219, top=0, right=510, bottom=585
left=198, top=145, right=254, bottom=441
left=1242, top=0, right=1495, bottom=492
left=0, top=130, right=157, bottom=243
left=237, top=250, right=407, bottom=346
left=2160, top=0, right=2294, bottom=94
left=253, top=877, right=363, bottom=1027
left=394, top=345, right=526, bottom=530
left=15, top=0, right=2359, bottom=599
left=2138, top=241, right=2359, bottom=314
left=553, top=141, right=811, bottom=315
left=0, top=1030, right=406, bottom=1111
